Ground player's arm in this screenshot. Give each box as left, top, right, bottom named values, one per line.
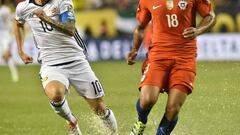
left=126, top=23, right=148, bottom=65
left=126, top=0, right=151, bottom=65
left=183, top=11, right=216, bottom=39
left=183, top=0, right=216, bottom=39
left=33, top=9, right=75, bottom=36
left=196, top=11, right=216, bottom=34
left=13, top=20, right=33, bottom=64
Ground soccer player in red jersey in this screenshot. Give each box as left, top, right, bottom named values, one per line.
left=126, top=0, right=216, bottom=135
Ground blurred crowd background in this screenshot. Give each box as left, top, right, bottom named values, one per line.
left=9, top=0, right=240, bottom=11
left=1, top=0, right=240, bottom=63
left=2, top=0, right=240, bottom=38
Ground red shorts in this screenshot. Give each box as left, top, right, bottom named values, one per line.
left=141, top=58, right=149, bottom=75
left=140, top=58, right=196, bottom=94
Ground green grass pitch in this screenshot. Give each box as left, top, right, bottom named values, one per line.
left=0, top=61, right=240, bottom=135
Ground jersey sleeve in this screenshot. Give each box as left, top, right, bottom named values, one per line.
left=136, top=0, right=151, bottom=26
left=15, top=2, right=26, bottom=24
left=196, top=0, right=212, bottom=17
left=59, top=0, right=75, bottom=22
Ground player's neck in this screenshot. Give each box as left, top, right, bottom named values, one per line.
left=34, top=0, right=49, bottom=6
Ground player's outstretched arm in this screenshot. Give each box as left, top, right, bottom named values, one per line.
left=183, top=11, right=216, bottom=40
left=13, top=20, right=33, bottom=64
left=33, top=9, right=75, bottom=36
left=126, top=24, right=146, bottom=65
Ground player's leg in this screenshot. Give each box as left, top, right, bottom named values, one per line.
left=45, top=80, right=77, bottom=123
left=130, top=85, right=160, bottom=135
left=40, top=65, right=82, bottom=135
left=68, top=60, right=117, bottom=134
left=131, top=60, right=170, bottom=135
left=7, top=57, right=19, bottom=82
left=2, top=40, right=19, bottom=82
left=156, top=58, right=196, bottom=135
left=85, top=97, right=118, bottom=133
left=136, top=59, right=159, bottom=124
left=138, top=85, right=160, bottom=124
left=156, top=86, right=187, bottom=135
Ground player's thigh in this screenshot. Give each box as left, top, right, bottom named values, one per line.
left=140, top=60, right=171, bottom=92
left=169, top=58, right=196, bottom=94
left=39, top=65, right=69, bottom=98
left=69, top=60, right=105, bottom=99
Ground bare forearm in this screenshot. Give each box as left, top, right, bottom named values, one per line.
left=40, top=15, right=75, bottom=36
left=13, top=20, right=25, bottom=54
left=132, top=25, right=145, bottom=52
left=197, top=11, right=216, bottom=35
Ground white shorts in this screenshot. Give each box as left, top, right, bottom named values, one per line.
left=39, top=60, right=105, bottom=99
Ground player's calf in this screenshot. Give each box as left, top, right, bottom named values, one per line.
left=156, top=115, right=178, bottom=135
left=99, top=108, right=118, bottom=134
left=87, top=99, right=118, bottom=134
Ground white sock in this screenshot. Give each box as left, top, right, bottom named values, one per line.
left=50, top=97, right=77, bottom=123
left=100, top=109, right=118, bottom=133
left=8, top=58, right=19, bottom=82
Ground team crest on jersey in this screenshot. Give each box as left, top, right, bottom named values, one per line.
left=178, top=0, right=188, bottom=10
left=166, top=0, right=174, bottom=10
left=51, top=7, right=58, bottom=16
left=41, top=76, right=48, bottom=82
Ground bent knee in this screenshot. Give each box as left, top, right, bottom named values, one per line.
left=140, top=85, right=160, bottom=109
left=141, top=96, right=158, bottom=109
left=45, top=81, right=65, bottom=102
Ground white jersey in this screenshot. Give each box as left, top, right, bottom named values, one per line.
left=15, top=0, right=87, bottom=65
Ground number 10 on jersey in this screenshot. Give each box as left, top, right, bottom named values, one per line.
left=166, top=14, right=179, bottom=28
left=40, top=21, right=53, bottom=32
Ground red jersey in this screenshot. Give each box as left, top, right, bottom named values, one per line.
left=137, top=0, right=212, bottom=60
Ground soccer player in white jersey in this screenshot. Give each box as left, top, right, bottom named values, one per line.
left=0, top=0, right=19, bottom=82
left=13, top=0, right=117, bottom=134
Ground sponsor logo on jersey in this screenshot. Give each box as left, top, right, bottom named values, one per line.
left=153, top=5, right=162, bottom=10
left=178, top=0, right=188, bottom=10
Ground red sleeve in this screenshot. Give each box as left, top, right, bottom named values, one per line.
left=136, top=0, right=151, bottom=26
left=196, top=0, right=212, bottom=17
